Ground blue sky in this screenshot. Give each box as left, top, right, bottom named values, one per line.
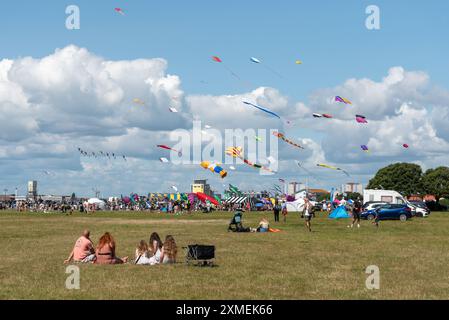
left=1, top=0, right=448, bottom=101
left=1, top=1, right=449, bottom=197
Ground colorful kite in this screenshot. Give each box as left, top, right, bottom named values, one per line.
left=317, top=163, right=350, bottom=177
left=322, top=114, right=333, bottom=119
left=403, top=144, right=409, bottom=149
left=200, top=161, right=227, bottom=179
left=114, top=8, right=125, bottom=15
left=295, top=60, right=303, bottom=65
left=157, top=145, right=182, bottom=157
left=355, top=115, right=368, bottom=124
left=361, top=145, right=370, bottom=153
left=211, top=55, right=240, bottom=79
left=133, top=98, right=145, bottom=105
left=250, top=57, right=283, bottom=78
left=226, top=147, right=275, bottom=173
left=243, top=101, right=281, bottom=120
left=273, top=132, right=304, bottom=149
left=335, top=96, right=352, bottom=105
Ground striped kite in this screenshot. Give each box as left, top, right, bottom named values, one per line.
left=226, top=147, right=275, bottom=173
left=335, top=96, right=352, bottom=105
left=317, top=163, right=350, bottom=177
left=273, top=132, right=304, bottom=150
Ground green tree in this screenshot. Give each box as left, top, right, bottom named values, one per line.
left=367, top=163, right=423, bottom=196
left=422, top=167, right=449, bottom=202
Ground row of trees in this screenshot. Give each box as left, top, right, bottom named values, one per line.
left=367, top=163, right=449, bottom=202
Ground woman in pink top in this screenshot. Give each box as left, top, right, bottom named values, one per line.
left=64, top=230, right=96, bottom=264
left=95, top=232, right=128, bottom=264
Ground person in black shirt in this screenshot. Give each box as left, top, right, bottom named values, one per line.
left=349, top=198, right=363, bottom=229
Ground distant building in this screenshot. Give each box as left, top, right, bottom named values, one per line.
left=287, top=182, right=300, bottom=195
left=191, top=179, right=213, bottom=196
left=27, top=181, right=37, bottom=198
left=341, top=183, right=363, bottom=194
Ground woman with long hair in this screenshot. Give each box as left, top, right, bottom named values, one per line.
left=135, top=240, right=152, bottom=265
left=160, top=235, right=177, bottom=264
left=148, top=232, right=163, bottom=265
left=95, top=232, right=128, bottom=264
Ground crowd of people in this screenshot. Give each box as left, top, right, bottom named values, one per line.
left=64, top=230, right=177, bottom=265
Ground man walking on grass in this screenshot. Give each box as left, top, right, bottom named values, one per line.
left=349, top=197, right=363, bottom=229
left=303, top=198, right=313, bottom=232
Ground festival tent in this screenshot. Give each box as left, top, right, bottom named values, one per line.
left=87, top=198, right=106, bottom=210
left=329, top=206, right=350, bottom=219
left=196, top=192, right=219, bottom=206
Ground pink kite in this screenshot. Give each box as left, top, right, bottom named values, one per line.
left=114, top=8, right=125, bottom=15
left=212, top=56, right=222, bottom=63
left=355, top=115, right=368, bottom=124
left=403, top=144, right=409, bottom=148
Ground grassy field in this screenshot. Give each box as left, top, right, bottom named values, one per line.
left=1, top=210, right=448, bottom=300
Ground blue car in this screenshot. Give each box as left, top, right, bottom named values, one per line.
left=361, top=204, right=413, bottom=221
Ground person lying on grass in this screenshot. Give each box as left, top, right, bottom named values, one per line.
left=160, top=235, right=177, bottom=264
left=95, top=232, right=128, bottom=264
left=134, top=240, right=152, bottom=265
left=64, top=229, right=96, bottom=264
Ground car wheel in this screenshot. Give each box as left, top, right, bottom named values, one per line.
left=367, top=214, right=374, bottom=221
left=399, top=214, right=407, bottom=221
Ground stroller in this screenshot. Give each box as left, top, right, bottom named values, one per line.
left=228, top=210, right=250, bottom=232
left=184, top=244, right=215, bottom=266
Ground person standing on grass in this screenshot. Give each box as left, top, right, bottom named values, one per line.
left=273, top=199, right=281, bottom=222
left=64, top=230, right=96, bottom=264
left=349, top=197, right=363, bottom=229
left=303, top=198, right=313, bottom=232
left=372, top=206, right=381, bottom=228
left=281, top=200, right=288, bottom=222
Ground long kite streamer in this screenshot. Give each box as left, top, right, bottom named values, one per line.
left=317, top=163, right=350, bottom=177
left=243, top=101, right=281, bottom=120
left=273, top=132, right=304, bottom=149
left=226, top=146, right=275, bottom=173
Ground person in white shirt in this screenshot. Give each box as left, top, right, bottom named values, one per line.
left=303, top=198, right=313, bottom=232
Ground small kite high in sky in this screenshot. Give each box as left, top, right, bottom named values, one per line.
left=157, top=145, right=182, bottom=157
left=355, top=115, right=368, bottom=124
left=295, top=60, right=303, bottom=65
left=171, top=186, right=178, bottom=192
left=168, top=107, right=178, bottom=113
left=243, top=101, right=281, bottom=120
left=313, top=113, right=333, bottom=119
left=114, top=8, right=125, bottom=15
left=273, top=132, right=304, bottom=150
left=403, top=144, right=409, bottom=148
left=212, top=55, right=240, bottom=80
left=361, top=145, right=370, bottom=153
left=335, top=96, right=352, bottom=105
left=159, top=157, right=169, bottom=163
left=132, top=98, right=145, bottom=105
left=322, top=114, right=333, bottom=119
left=250, top=57, right=284, bottom=78
left=317, top=163, right=350, bottom=177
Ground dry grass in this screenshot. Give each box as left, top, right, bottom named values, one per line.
left=0, top=210, right=448, bottom=300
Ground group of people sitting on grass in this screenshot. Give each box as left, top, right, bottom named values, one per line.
left=64, top=230, right=177, bottom=265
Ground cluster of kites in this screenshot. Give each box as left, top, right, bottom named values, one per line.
left=76, top=9, right=412, bottom=185
left=77, top=148, right=127, bottom=161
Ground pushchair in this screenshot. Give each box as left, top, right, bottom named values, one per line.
left=228, top=210, right=250, bottom=232
left=184, top=244, right=215, bottom=266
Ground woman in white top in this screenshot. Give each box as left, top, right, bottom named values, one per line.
left=135, top=240, right=152, bottom=265
left=148, top=232, right=163, bottom=265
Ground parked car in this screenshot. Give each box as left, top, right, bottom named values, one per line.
left=362, top=201, right=388, bottom=212
left=408, top=201, right=430, bottom=217
left=361, top=204, right=413, bottom=221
